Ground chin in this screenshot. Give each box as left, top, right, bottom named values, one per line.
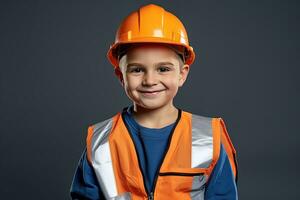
left=136, top=101, right=171, bottom=110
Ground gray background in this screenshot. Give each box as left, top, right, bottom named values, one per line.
left=1, top=0, right=299, bottom=199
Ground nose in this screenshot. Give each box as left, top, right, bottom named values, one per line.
left=142, top=71, right=158, bottom=86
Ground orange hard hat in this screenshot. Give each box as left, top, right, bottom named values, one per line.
left=107, top=4, right=196, bottom=68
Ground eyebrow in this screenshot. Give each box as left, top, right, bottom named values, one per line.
left=126, top=62, right=174, bottom=69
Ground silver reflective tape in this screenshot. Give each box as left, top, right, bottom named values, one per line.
left=190, top=174, right=207, bottom=200
left=90, top=118, right=118, bottom=198
left=191, top=114, right=213, bottom=168
left=110, top=192, right=132, bottom=200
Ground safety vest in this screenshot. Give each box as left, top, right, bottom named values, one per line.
left=86, top=108, right=238, bottom=200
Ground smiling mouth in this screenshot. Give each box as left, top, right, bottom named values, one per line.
left=139, top=89, right=165, bottom=93
left=138, top=89, right=165, bottom=97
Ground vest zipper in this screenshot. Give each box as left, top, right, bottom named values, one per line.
left=148, top=192, right=154, bottom=200
left=147, top=109, right=182, bottom=200
left=121, top=110, right=153, bottom=198
left=121, top=107, right=182, bottom=200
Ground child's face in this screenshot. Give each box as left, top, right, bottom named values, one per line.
left=118, top=44, right=190, bottom=110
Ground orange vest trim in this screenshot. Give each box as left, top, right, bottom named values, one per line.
left=219, top=117, right=238, bottom=181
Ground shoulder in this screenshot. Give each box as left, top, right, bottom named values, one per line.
left=182, top=109, right=219, bottom=120
left=85, top=111, right=122, bottom=164
left=87, top=111, right=122, bottom=138
left=184, top=110, right=237, bottom=180
left=182, top=109, right=223, bottom=127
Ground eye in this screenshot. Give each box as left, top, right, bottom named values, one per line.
left=158, top=66, right=171, bottom=72
left=129, top=67, right=143, bottom=73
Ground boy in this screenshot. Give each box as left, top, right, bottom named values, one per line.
left=70, top=4, right=238, bottom=200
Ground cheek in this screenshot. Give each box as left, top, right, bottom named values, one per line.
left=124, top=76, right=140, bottom=89
left=165, top=76, right=181, bottom=86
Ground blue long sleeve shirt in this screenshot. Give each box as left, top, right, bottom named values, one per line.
left=70, top=106, right=238, bottom=199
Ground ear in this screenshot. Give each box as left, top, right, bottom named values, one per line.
left=114, top=67, right=124, bottom=87
left=178, top=64, right=190, bottom=87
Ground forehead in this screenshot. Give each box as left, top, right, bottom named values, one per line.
left=121, top=44, right=180, bottom=64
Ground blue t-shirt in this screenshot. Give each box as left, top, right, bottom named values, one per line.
left=70, top=106, right=238, bottom=199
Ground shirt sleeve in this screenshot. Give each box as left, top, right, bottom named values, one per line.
left=204, top=144, right=238, bottom=200
left=70, top=148, right=105, bottom=200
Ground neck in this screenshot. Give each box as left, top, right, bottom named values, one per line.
left=131, top=103, right=179, bottom=128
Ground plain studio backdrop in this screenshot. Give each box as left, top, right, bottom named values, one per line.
left=0, top=0, right=299, bottom=199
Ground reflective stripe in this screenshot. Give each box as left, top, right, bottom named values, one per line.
left=90, top=117, right=118, bottom=198
left=191, top=114, right=213, bottom=168
left=190, top=114, right=213, bottom=200
left=111, top=192, right=132, bottom=200
left=190, top=174, right=207, bottom=200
